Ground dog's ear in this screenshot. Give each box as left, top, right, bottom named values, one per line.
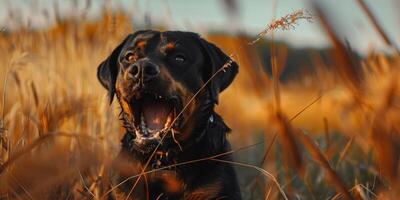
left=97, top=36, right=130, bottom=103
left=199, top=38, right=238, bottom=104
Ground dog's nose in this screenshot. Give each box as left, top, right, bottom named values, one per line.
left=128, top=60, right=160, bottom=82
left=143, top=63, right=160, bottom=79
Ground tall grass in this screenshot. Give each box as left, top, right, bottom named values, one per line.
left=0, top=3, right=399, bottom=200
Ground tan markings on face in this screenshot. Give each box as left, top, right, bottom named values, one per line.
left=136, top=40, right=147, bottom=50
left=116, top=80, right=134, bottom=120
left=165, top=42, right=175, bottom=51
left=123, top=64, right=133, bottom=81
left=118, top=92, right=132, bottom=117
left=160, top=42, right=176, bottom=54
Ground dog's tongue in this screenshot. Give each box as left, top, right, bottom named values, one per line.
left=142, top=97, right=171, bottom=131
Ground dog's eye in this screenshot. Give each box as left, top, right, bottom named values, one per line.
left=174, top=54, right=186, bottom=63
left=125, top=52, right=136, bottom=62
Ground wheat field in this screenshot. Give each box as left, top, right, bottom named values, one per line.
left=0, top=2, right=400, bottom=200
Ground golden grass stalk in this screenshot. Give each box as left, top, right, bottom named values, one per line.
left=298, top=130, right=352, bottom=200
left=248, top=9, right=313, bottom=45
left=235, top=37, right=269, bottom=98
left=104, top=140, right=272, bottom=198
left=354, top=184, right=368, bottom=200
left=369, top=116, right=398, bottom=183
left=274, top=112, right=304, bottom=176
left=247, top=94, right=323, bottom=196
left=0, top=132, right=83, bottom=174
left=323, top=117, right=330, bottom=152
left=311, top=2, right=363, bottom=95
left=270, top=37, right=282, bottom=113
left=3, top=3, right=400, bottom=198
left=355, top=0, right=400, bottom=53
left=331, top=183, right=376, bottom=200
left=30, top=81, right=39, bottom=108
left=368, top=80, right=399, bottom=182
left=10, top=71, right=26, bottom=112
left=210, top=158, right=288, bottom=200
left=106, top=150, right=288, bottom=200
left=260, top=94, right=323, bottom=167
left=336, top=136, right=355, bottom=167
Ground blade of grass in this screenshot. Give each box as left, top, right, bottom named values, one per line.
left=0, top=132, right=93, bottom=174
left=355, top=0, right=400, bottom=53
left=336, top=136, right=355, bottom=167
left=298, top=130, right=352, bottom=200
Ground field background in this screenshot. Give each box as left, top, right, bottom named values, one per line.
left=0, top=0, right=400, bottom=199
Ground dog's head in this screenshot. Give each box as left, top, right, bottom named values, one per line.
left=97, top=30, right=238, bottom=153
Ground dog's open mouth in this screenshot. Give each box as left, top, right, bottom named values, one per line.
left=130, top=91, right=181, bottom=148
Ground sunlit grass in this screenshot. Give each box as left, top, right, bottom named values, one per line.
left=0, top=4, right=399, bottom=199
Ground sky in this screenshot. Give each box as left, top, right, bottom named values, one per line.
left=1, top=0, right=399, bottom=53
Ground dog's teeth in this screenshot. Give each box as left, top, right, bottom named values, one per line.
left=140, top=114, right=148, bottom=135
left=164, top=113, right=173, bottom=128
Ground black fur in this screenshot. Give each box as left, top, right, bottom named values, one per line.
left=97, top=30, right=241, bottom=199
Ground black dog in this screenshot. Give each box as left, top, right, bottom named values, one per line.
left=97, top=30, right=241, bottom=199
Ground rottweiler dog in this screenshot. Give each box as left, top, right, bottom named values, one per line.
left=97, top=30, right=241, bottom=199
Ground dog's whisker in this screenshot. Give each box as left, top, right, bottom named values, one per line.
left=171, top=129, right=182, bottom=151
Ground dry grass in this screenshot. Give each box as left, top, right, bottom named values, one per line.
left=0, top=3, right=400, bottom=200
